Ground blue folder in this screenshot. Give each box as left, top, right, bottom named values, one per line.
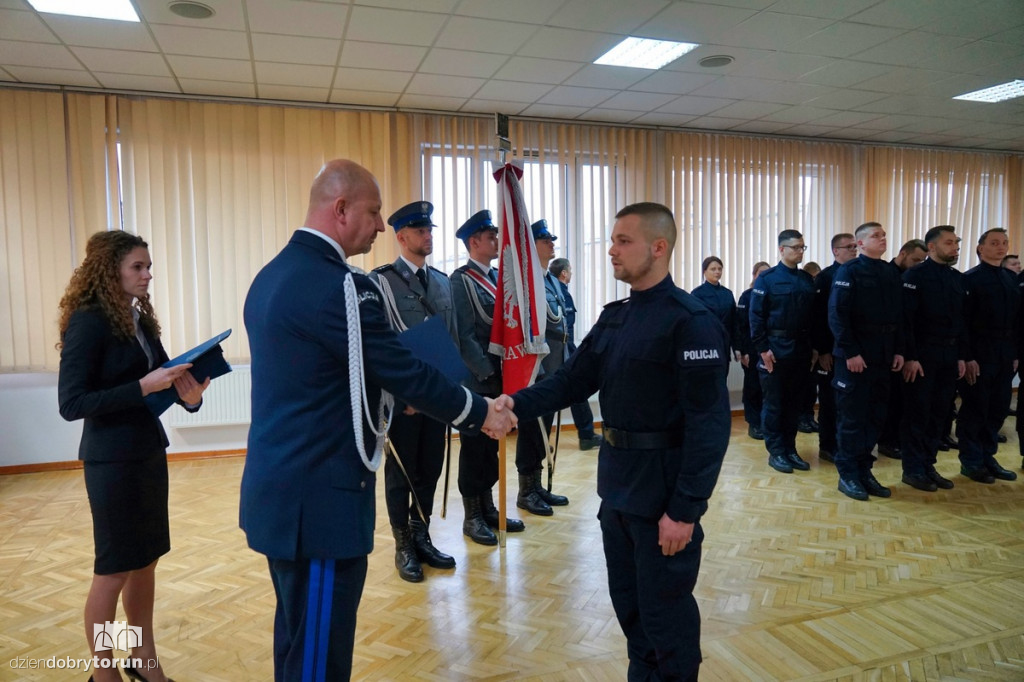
left=144, top=329, right=233, bottom=417
left=398, top=316, right=469, bottom=385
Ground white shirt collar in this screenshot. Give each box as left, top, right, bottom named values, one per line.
left=400, top=254, right=426, bottom=274
left=298, top=227, right=347, bottom=262
left=469, top=257, right=493, bottom=275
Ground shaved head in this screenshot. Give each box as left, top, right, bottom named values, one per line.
left=304, top=159, right=384, bottom=256
left=615, top=202, right=677, bottom=253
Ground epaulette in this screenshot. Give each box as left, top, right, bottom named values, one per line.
left=427, top=264, right=447, bottom=276
left=372, top=263, right=395, bottom=274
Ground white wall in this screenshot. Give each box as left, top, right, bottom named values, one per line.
left=0, top=367, right=745, bottom=468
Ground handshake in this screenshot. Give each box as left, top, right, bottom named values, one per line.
left=481, top=394, right=518, bottom=439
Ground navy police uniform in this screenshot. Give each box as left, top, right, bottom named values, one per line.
left=900, top=257, right=966, bottom=483
left=511, top=275, right=731, bottom=681
left=371, top=201, right=461, bottom=579
left=515, top=219, right=571, bottom=514
left=749, top=263, right=816, bottom=471
left=692, top=280, right=736, bottom=351
left=559, top=277, right=599, bottom=442
left=734, top=287, right=763, bottom=433
left=957, top=261, right=1019, bottom=477
left=828, top=254, right=903, bottom=484
left=811, top=262, right=841, bottom=459
left=241, top=229, right=487, bottom=681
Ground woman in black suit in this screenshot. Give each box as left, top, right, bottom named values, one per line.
left=58, top=231, right=208, bottom=682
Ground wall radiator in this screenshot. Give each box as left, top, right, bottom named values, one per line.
left=167, top=365, right=251, bottom=428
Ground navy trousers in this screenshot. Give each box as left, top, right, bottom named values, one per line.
left=900, top=345, right=958, bottom=477
left=268, top=556, right=367, bottom=682
left=957, top=359, right=1014, bottom=469
left=600, top=504, right=702, bottom=682
left=759, top=358, right=808, bottom=458
left=741, top=362, right=762, bottom=428
left=833, top=362, right=891, bottom=479
left=815, top=365, right=837, bottom=454
left=384, top=410, right=446, bottom=526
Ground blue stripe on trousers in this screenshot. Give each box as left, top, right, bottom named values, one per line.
left=302, top=558, right=335, bottom=682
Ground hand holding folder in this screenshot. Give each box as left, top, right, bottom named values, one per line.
left=145, top=329, right=233, bottom=417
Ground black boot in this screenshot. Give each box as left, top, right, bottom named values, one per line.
left=410, top=517, right=456, bottom=569
left=517, top=473, right=553, bottom=516
left=533, top=469, right=568, bottom=506
left=392, top=526, right=423, bottom=583
left=479, top=489, right=525, bottom=532
left=462, top=495, right=497, bottom=545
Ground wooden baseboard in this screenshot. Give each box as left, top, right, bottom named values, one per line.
left=0, top=448, right=248, bottom=476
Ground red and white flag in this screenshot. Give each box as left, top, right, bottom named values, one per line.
left=489, top=161, right=548, bottom=393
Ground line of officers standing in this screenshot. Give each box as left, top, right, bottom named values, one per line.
left=369, top=201, right=601, bottom=583
left=718, top=222, right=1022, bottom=502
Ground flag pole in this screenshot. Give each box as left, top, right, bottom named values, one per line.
left=496, top=113, right=510, bottom=549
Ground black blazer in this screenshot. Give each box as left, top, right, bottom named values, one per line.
left=58, top=306, right=173, bottom=462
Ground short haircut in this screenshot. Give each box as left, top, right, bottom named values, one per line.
left=1001, top=255, right=1019, bottom=266
left=830, top=233, right=854, bottom=249
left=899, top=239, right=927, bottom=255
left=615, top=202, right=677, bottom=251
left=778, top=229, right=802, bottom=245
left=855, top=221, right=882, bottom=240
left=924, top=225, right=956, bottom=244
left=701, top=256, right=723, bottom=273
left=978, top=227, right=1007, bottom=245
left=803, top=261, right=821, bottom=276
left=549, top=257, right=571, bottom=278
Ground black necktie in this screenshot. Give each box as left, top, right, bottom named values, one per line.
left=487, top=268, right=497, bottom=284
left=416, top=268, right=429, bottom=293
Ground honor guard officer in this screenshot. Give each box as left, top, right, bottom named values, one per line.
left=957, top=228, right=1019, bottom=483
left=828, top=221, right=905, bottom=501
left=496, top=202, right=731, bottom=681
left=899, top=226, right=965, bottom=492
left=749, top=229, right=816, bottom=474
left=450, top=210, right=527, bottom=545
left=240, top=160, right=515, bottom=682
left=811, top=233, right=857, bottom=463
left=514, top=219, right=571, bottom=516
left=370, top=201, right=458, bottom=583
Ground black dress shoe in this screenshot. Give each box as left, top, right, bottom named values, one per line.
left=926, top=467, right=954, bottom=489
left=861, top=473, right=892, bottom=498
left=462, top=496, right=498, bottom=545
left=533, top=470, right=568, bottom=506
left=410, top=519, right=456, bottom=569
left=902, top=473, right=937, bottom=492
left=579, top=434, right=603, bottom=451
left=961, top=466, right=995, bottom=484
left=940, top=435, right=959, bottom=451
left=517, top=474, right=553, bottom=516
left=124, top=665, right=175, bottom=682
left=838, top=477, right=869, bottom=501
left=768, top=453, right=794, bottom=473
left=876, top=443, right=902, bottom=459
left=785, top=451, right=810, bottom=471
left=818, top=449, right=835, bottom=463
left=797, top=419, right=816, bottom=434
left=997, top=433, right=1008, bottom=443
left=748, top=424, right=764, bottom=440
left=985, top=459, right=1018, bottom=481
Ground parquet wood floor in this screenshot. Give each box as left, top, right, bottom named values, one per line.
left=2, top=417, right=1024, bottom=681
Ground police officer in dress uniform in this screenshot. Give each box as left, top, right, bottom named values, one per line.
left=496, top=202, right=731, bottom=681
left=811, top=233, right=857, bottom=463
left=899, top=226, right=965, bottom=492
left=829, top=222, right=905, bottom=501
left=450, top=210, right=527, bottom=545
left=370, top=201, right=458, bottom=583
left=514, top=219, right=571, bottom=516
left=957, top=228, right=1019, bottom=483
left=749, top=229, right=816, bottom=474
left=550, top=257, right=603, bottom=450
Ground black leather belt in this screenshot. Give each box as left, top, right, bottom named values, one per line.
left=602, top=426, right=682, bottom=450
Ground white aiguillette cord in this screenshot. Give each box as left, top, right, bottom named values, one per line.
left=345, top=272, right=393, bottom=472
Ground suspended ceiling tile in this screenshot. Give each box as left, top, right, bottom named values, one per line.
left=758, top=105, right=834, bottom=124
left=338, top=41, right=426, bottom=70
left=767, top=0, right=878, bottom=21
left=730, top=52, right=834, bottom=81
left=42, top=15, right=159, bottom=51
left=333, top=67, right=411, bottom=92
left=0, top=39, right=80, bottom=69
left=255, top=62, right=334, bottom=87
left=246, top=1, right=349, bottom=38
left=397, top=92, right=467, bottom=110
left=723, top=12, right=833, bottom=51
left=405, top=73, right=485, bottom=98
left=150, top=25, right=250, bottom=60
left=251, top=34, right=341, bottom=66
left=582, top=108, right=644, bottom=123
left=791, top=21, right=904, bottom=59
left=491, top=56, right=583, bottom=86
left=459, top=97, right=530, bottom=115
left=516, top=27, right=618, bottom=62
left=799, top=59, right=892, bottom=88
left=71, top=47, right=171, bottom=76
left=626, top=111, right=698, bottom=127
left=546, top=0, right=670, bottom=34
left=452, top=0, right=558, bottom=23
left=538, top=85, right=617, bottom=108
left=857, top=31, right=971, bottom=68
left=473, top=79, right=553, bottom=103
left=178, top=79, right=256, bottom=98
left=356, top=0, right=458, bottom=12
left=518, top=103, right=590, bottom=119
left=328, top=88, right=400, bottom=107
left=656, top=95, right=735, bottom=116
left=93, top=72, right=179, bottom=92
left=166, top=55, right=252, bottom=82
left=0, top=9, right=58, bottom=42
left=685, top=114, right=748, bottom=130
left=346, top=6, right=447, bottom=47
left=435, top=16, right=536, bottom=54
left=134, top=0, right=247, bottom=30
left=257, top=83, right=330, bottom=102
left=711, top=100, right=789, bottom=119
left=629, top=70, right=718, bottom=95
left=636, top=2, right=758, bottom=44
left=3, top=65, right=100, bottom=87
left=564, top=64, right=653, bottom=90
left=419, top=49, right=508, bottom=79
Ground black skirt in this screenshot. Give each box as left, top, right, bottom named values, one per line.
left=84, top=454, right=170, bottom=575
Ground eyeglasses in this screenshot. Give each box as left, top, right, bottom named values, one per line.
left=835, top=244, right=858, bottom=251
left=782, top=244, right=808, bottom=252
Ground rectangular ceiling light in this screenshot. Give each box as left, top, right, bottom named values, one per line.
left=28, top=0, right=140, bottom=22
left=595, top=37, right=699, bottom=70
left=953, top=80, right=1024, bottom=103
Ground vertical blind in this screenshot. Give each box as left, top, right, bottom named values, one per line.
left=1, top=87, right=1022, bottom=370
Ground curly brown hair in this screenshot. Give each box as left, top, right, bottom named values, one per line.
left=57, top=231, right=161, bottom=348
